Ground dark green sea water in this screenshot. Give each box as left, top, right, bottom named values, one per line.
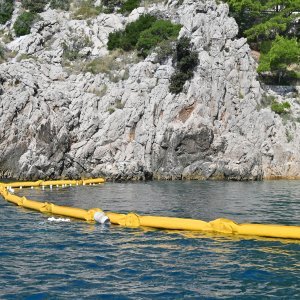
left=0, top=181, right=299, bottom=299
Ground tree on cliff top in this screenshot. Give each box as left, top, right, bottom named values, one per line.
left=258, top=36, right=299, bottom=83
left=224, top=0, right=300, bottom=83
left=224, top=0, right=299, bottom=43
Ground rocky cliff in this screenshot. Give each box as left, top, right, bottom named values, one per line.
left=0, top=0, right=300, bottom=180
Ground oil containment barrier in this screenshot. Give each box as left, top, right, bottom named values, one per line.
left=0, top=179, right=300, bottom=240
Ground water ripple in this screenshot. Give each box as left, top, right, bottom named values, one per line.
left=1, top=181, right=300, bottom=298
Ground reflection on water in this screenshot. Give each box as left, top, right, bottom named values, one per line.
left=0, top=181, right=300, bottom=298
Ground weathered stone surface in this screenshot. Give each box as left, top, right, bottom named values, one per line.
left=0, top=0, right=299, bottom=180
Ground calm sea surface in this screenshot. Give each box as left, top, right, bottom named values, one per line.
left=0, top=180, right=299, bottom=299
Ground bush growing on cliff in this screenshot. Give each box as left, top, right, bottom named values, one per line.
left=13, top=11, right=37, bottom=37
left=120, top=0, right=140, bottom=14
left=0, top=0, right=14, bottom=24
left=50, top=0, right=70, bottom=11
left=62, top=33, right=93, bottom=61
left=169, top=37, right=199, bottom=94
left=0, top=43, right=16, bottom=63
left=83, top=49, right=138, bottom=83
left=22, top=0, right=48, bottom=13
left=156, top=40, right=174, bottom=63
left=84, top=50, right=124, bottom=74
left=101, top=0, right=122, bottom=13
left=0, top=43, right=5, bottom=60
left=169, top=71, right=191, bottom=94
left=108, top=14, right=181, bottom=57
left=101, top=0, right=140, bottom=14
left=73, top=0, right=102, bottom=19
left=137, top=19, right=181, bottom=57
left=271, top=100, right=291, bottom=115
left=108, top=14, right=157, bottom=51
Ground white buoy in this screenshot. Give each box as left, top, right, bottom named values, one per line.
left=8, top=187, right=14, bottom=194
left=94, top=212, right=110, bottom=224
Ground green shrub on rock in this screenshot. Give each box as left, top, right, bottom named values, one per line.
left=108, top=14, right=181, bottom=58
left=62, top=34, right=93, bottom=61
left=13, top=11, right=37, bottom=37
left=0, top=42, right=16, bottom=63
left=120, top=0, right=140, bottom=14
left=0, top=0, right=14, bottom=25
left=156, top=39, right=174, bottom=63
left=0, top=43, right=5, bottom=60
left=102, top=0, right=122, bottom=13
left=271, top=100, right=291, bottom=115
left=50, top=0, right=70, bottom=11
left=73, top=0, right=102, bottom=19
left=22, top=0, right=48, bottom=13
left=169, top=37, right=199, bottom=94
left=108, top=14, right=157, bottom=51
left=137, top=19, right=181, bottom=57
left=174, top=37, right=198, bottom=71
left=169, top=71, right=191, bottom=94
left=101, top=0, right=140, bottom=14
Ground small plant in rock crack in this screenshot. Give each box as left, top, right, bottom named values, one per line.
left=271, top=100, right=291, bottom=115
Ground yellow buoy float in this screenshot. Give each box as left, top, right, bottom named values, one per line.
left=0, top=179, right=299, bottom=240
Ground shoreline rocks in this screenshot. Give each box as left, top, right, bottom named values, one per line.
left=0, top=0, right=299, bottom=181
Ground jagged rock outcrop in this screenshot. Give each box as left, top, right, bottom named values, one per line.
left=0, top=0, right=300, bottom=180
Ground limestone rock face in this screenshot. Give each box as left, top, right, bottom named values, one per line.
left=0, top=0, right=299, bottom=180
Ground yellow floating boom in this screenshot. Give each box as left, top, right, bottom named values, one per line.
left=0, top=179, right=105, bottom=221
left=105, top=212, right=300, bottom=240
left=0, top=179, right=299, bottom=240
